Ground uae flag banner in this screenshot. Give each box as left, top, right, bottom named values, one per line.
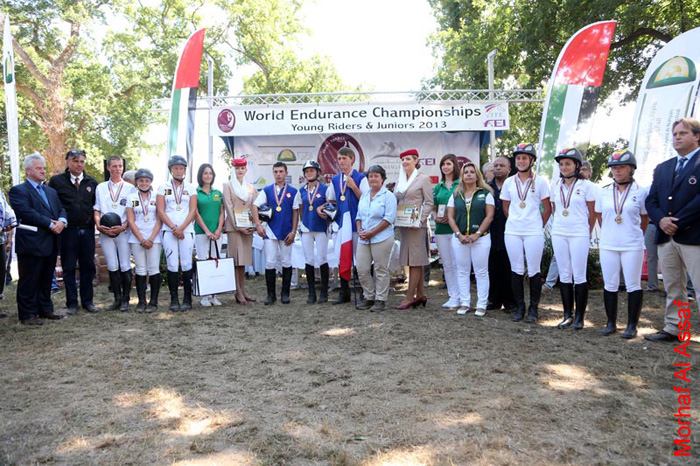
left=168, top=28, right=205, bottom=165
left=3, top=15, right=21, bottom=186
left=538, top=21, right=616, bottom=181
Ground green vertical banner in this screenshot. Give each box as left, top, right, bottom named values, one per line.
left=537, top=21, right=616, bottom=182
left=3, top=15, right=20, bottom=185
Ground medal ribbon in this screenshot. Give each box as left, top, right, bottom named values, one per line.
left=515, top=176, right=533, bottom=204
left=306, top=183, right=318, bottom=208
left=559, top=179, right=577, bottom=211
left=274, top=184, right=288, bottom=209
left=340, top=174, right=348, bottom=199
left=108, top=181, right=124, bottom=205
left=140, top=191, right=151, bottom=219
left=171, top=180, right=184, bottom=208
left=613, top=182, right=631, bottom=218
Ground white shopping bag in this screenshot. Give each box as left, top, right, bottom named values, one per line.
left=193, top=241, right=236, bottom=296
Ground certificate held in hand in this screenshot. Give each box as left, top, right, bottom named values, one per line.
left=395, top=204, right=423, bottom=228
left=233, top=208, right=254, bottom=228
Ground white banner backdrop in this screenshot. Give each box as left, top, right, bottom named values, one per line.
left=212, top=102, right=509, bottom=137
left=230, top=131, right=481, bottom=189
left=629, top=26, right=700, bottom=187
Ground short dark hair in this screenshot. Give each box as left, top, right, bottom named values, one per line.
left=366, top=165, right=387, bottom=181
left=197, top=163, right=216, bottom=187
left=338, top=147, right=355, bottom=160
left=439, top=154, right=460, bottom=183
left=65, top=149, right=86, bottom=160
left=273, top=161, right=288, bottom=172
left=107, top=155, right=123, bottom=167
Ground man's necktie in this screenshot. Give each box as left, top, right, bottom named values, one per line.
left=37, top=185, right=50, bottom=207
left=74, top=178, right=80, bottom=190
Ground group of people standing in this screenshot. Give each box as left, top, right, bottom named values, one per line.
left=3, top=118, right=698, bottom=345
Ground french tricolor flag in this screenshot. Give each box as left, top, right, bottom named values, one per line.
left=338, top=210, right=353, bottom=282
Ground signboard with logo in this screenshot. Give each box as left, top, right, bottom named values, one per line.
left=211, top=101, right=509, bottom=137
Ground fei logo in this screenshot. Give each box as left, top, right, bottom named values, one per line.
left=483, top=103, right=507, bottom=128
left=217, top=109, right=236, bottom=133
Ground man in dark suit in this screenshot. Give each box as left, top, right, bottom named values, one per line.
left=8, top=153, right=68, bottom=325
left=645, top=117, right=700, bottom=342
left=48, top=149, right=98, bottom=314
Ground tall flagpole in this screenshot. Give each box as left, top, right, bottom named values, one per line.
left=3, top=15, right=21, bottom=185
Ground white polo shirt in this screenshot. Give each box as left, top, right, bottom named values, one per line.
left=550, top=178, right=597, bottom=237
left=93, top=180, right=136, bottom=224
left=501, top=174, right=550, bottom=236
left=595, top=182, right=648, bottom=251
left=157, top=181, right=197, bottom=233
left=126, top=190, right=161, bottom=244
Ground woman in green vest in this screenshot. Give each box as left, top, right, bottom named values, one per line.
left=447, top=161, right=495, bottom=316
left=432, top=154, right=461, bottom=309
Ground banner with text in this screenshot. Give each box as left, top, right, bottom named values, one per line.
left=212, top=102, right=509, bottom=137
left=228, top=132, right=480, bottom=190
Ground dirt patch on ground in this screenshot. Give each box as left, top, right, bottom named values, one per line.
left=1, top=277, right=698, bottom=465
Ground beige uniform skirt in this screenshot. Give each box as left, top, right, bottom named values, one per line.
left=397, top=227, right=429, bottom=266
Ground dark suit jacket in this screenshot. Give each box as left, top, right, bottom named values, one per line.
left=645, top=152, right=700, bottom=245
left=8, top=180, right=67, bottom=257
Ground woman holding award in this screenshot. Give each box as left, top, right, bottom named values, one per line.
left=432, top=154, right=461, bottom=309
left=595, top=150, right=648, bottom=338
left=222, top=158, right=258, bottom=305
left=550, top=148, right=597, bottom=330
left=500, top=144, right=551, bottom=323
left=394, top=149, right=434, bottom=310
left=447, top=162, right=494, bottom=316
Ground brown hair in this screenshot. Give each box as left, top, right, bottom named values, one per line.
left=454, top=162, right=493, bottom=197
left=672, top=117, right=700, bottom=137
left=338, top=147, right=355, bottom=160
left=439, top=154, right=460, bottom=183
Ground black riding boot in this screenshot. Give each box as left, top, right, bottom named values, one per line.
left=264, top=269, right=277, bottom=306
left=167, top=271, right=180, bottom=311
left=318, top=263, right=329, bottom=304
left=572, top=282, right=589, bottom=330
left=602, top=290, right=618, bottom=336
left=334, top=278, right=351, bottom=305
left=622, top=290, right=643, bottom=339
left=305, top=264, right=317, bottom=304
left=181, top=269, right=193, bottom=311
left=511, top=272, right=526, bottom=322
left=146, top=273, right=161, bottom=313
left=281, top=267, right=292, bottom=304
left=525, top=273, right=542, bottom=323
left=557, top=282, right=574, bottom=329
left=120, top=271, right=132, bottom=312
left=135, top=275, right=148, bottom=312
left=106, top=271, right=122, bottom=310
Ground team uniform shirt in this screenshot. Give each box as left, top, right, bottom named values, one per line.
left=550, top=178, right=597, bottom=237
left=447, top=192, right=495, bottom=209
left=295, top=182, right=330, bottom=233
left=326, top=170, right=370, bottom=231
left=195, top=187, right=223, bottom=235
left=254, top=185, right=300, bottom=240
left=126, top=191, right=161, bottom=244
left=595, top=182, right=648, bottom=251
left=433, top=180, right=459, bottom=235
left=93, top=180, right=136, bottom=224
left=500, top=175, right=550, bottom=235
left=157, top=181, right=197, bottom=234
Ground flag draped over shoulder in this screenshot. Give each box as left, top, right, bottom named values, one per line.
left=537, top=21, right=616, bottom=181
left=3, top=15, right=21, bottom=185
left=167, top=29, right=206, bottom=166
left=338, top=210, right=353, bottom=282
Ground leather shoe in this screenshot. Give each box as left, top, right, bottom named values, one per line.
left=40, top=313, right=64, bottom=320
left=83, top=304, right=99, bottom=313
left=643, top=330, right=676, bottom=342
left=66, top=306, right=78, bottom=315
left=20, top=317, right=43, bottom=326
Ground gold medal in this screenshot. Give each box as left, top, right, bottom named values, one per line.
left=519, top=201, right=526, bottom=208
left=615, top=215, right=622, bottom=224
left=144, top=216, right=149, bottom=222
left=562, top=209, right=569, bottom=217
left=309, top=206, right=314, bottom=211
left=340, top=195, right=346, bottom=201
left=276, top=206, right=282, bottom=212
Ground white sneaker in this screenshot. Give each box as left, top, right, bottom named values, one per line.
left=457, top=307, right=470, bottom=315
left=200, top=296, right=212, bottom=307
left=442, top=297, right=460, bottom=309
left=210, top=296, right=222, bottom=306
left=475, top=308, right=486, bottom=317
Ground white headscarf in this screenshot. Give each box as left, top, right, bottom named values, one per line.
left=395, top=164, right=419, bottom=195
left=230, top=171, right=251, bottom=201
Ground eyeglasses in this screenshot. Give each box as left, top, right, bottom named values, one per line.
left=67, top=149, right=86, bottom=158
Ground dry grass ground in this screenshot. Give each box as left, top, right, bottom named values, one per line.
left=0, top=276, right=698, bottom=465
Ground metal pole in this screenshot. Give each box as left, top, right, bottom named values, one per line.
left=487, top=49, right=498, bottom=162
left=206, top=54, right=215, bottom=167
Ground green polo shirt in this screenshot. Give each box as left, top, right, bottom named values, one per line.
left=432, top=180, right=458, bottom=234
left=195, top=186, right=223, bottom=235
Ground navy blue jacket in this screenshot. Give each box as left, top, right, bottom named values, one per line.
left=9, top=181, right=67, bottom=257
left=645, top=151, right=700, bottom=245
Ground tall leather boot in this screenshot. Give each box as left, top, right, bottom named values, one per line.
left=146, top=273, right=161, bottom=313
left=135, top=275, right=148, bottom=312
left=572, top=282, right=589, bottom=330
left=305, top=264, right=317, bottom=304
left=181, top=269, right=193, bottom=311
left=557, top=282, right=574, bottom=329
left=281, top=267, right=293, bottom=304
left=601, top=290, right=618, bottom=336
left=333, top=278, right=351, bottom=305
left=622, top=290, right=643, bottom=339
left=511, top=272, right=526, bottom=322
left=525, top=273, right=542, bottom=323
left=167, top=271, right=180, bottom=311
left=120, top=271, right=132, bottom=312
left=318, top=263, right=329, bottom=304
left=106, top=271, right=122, bottom=311
left=264, top=269, right=277, bottom=306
